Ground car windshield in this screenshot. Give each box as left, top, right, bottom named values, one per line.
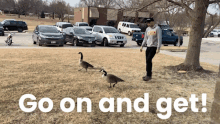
left=39, top=27, right=60, bottom=33
left=79, top=23, right=89, bottom=26
left=103, top=27, right=119, bottom=33
left=130, top=24, right=139, bottom=28
left=86, top=28, right=92, bottom=31
left=62, top=24, right=73, bottom=28
left=74, top=28, right=90, bottom=34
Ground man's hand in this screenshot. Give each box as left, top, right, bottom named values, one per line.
left=156, top=49, right=160, bottom=54
left=140, top=46, right=143, bottom=52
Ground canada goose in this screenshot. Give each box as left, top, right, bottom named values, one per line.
left=78, top=52, right=94, bottom=71
left=100, top=69, right=124, bottom=88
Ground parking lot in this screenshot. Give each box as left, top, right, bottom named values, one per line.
left=0, top=31, right=140, bottom=48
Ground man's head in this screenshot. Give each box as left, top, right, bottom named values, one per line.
left=146, top=18, right=155, bottom=27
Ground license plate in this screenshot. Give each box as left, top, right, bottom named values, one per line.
left=51, top=41, right=56, bottom=43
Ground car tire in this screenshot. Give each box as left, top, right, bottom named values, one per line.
left=18, top=28, right=23, bottom=32
left=120, top=44, right=125, bottom=47
left=174, top=40, right=178, bottom=46
left=37, top=38, right=42, bottom=46
left=180, top=40, right=183, bottom=46
left=74, top=39, right=78, bottom=46
left=33, top=36, right=36, bottom=44
left=128, top=31, right=132, bottom=36
left=137, top=42, right=142, bottom=46
left=103, top=38, right=108, bottom=47
left=8, top=39, right=12, bottom=46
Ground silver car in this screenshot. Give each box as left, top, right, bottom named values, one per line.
left=92, top=25, right=127, bottom=47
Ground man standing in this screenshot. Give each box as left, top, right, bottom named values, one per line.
left=140, top=18, right=162, bottom=81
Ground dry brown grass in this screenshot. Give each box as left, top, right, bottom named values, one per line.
left=0, top=14, right=73, bottom=32
left=0, top=48, right=218, bottom=124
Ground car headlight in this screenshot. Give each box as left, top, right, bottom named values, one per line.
left=108, top=35, right=114, bottom=39
left=39, top=35, right=47, bottom=39
left=78, top=36, right=83, bottom=39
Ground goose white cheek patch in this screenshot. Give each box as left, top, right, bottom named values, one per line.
left=19, top=93, right=207, bottom=120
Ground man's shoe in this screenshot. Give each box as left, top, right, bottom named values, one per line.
left=143, top=76, right=152, bottom=81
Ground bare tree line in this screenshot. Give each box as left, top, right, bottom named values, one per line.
left=0, top=0, right=74, bottom=21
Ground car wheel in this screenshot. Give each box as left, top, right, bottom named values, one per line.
left=180, top=40, right=183, bottom=46
left=37, top=38, right=42, bottom=46
left=74, top=39, right=78, bottom=46
left=128, top=31, right=132, bottom=36
left=119, top=29, right=121, bottom=33
left=8, top=39, right=12, bottom=46
left=137, top=42, right=142, bottom=46
left=103, top=38, right=108, bottom=47
left=18, top=28, right=23, bottom=32
left=174, top=40, right=178, bottom=46
left=33, top=37, right=36, bottom=44
left=120, top=44, right=125, bottom=47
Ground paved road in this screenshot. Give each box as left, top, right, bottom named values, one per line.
left=0, top=31, right=139, bottom=49
left=1, top=32, right=219, bottom=66
left=161, top=36, right=220, bottom=66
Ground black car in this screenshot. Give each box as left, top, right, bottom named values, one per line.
left=2, top=20, right=28, bottom=32
left=0, top=23, right=4, bottom=36
left=32, top=25, right=65, bottom=47
left=64, top=27, right=96, bottom=47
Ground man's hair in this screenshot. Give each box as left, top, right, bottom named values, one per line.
left=146, top=18, right=154, bottom=23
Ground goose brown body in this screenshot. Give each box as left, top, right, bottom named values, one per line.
left=78, top=52, right=94, bottom=71
left=100, top=69, right=124, bottom=88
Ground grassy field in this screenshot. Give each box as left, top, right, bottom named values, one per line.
left=0, top=48, right=218, bottom=123
left=0, top=14, right=73, bottom=32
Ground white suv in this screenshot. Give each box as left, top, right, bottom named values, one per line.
left=92, top=25, right=127, bottom=47
left=117, top=21, right=141, bottom=36
left=75, top=22, right=93, bottom=33
left=56, top=22, right=73, bottom=32
left=211, top=29, right=220, bottom=37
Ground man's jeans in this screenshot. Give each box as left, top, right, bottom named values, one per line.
left=145, top=47, right=157, bottom=77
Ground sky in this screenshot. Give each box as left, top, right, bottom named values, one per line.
left=52, top=0, right=219, bottom=15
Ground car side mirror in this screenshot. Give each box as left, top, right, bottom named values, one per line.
left=99, top=31, right=103, bottom=33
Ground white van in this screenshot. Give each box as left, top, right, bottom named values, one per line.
left=56, top=22, right=73, bottom=32
left=117, top=21, right=141, bottom=36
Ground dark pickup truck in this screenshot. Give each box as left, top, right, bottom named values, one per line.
left=132, top=29, right=183, bottom=46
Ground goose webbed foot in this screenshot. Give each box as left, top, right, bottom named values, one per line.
left=113, top=84, right=116, bottom=87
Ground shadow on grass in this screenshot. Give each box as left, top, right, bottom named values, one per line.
left=163, top=64, right=217, bottom=80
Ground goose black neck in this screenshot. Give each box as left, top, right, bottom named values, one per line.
left=80, top=53, right=83, bottom=60
left=104, top=70, right=107, bottom=76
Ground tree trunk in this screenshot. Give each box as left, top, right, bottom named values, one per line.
left=183, top=0, right=209, bottom=70
left=178, top=35, right=181, bottom=47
